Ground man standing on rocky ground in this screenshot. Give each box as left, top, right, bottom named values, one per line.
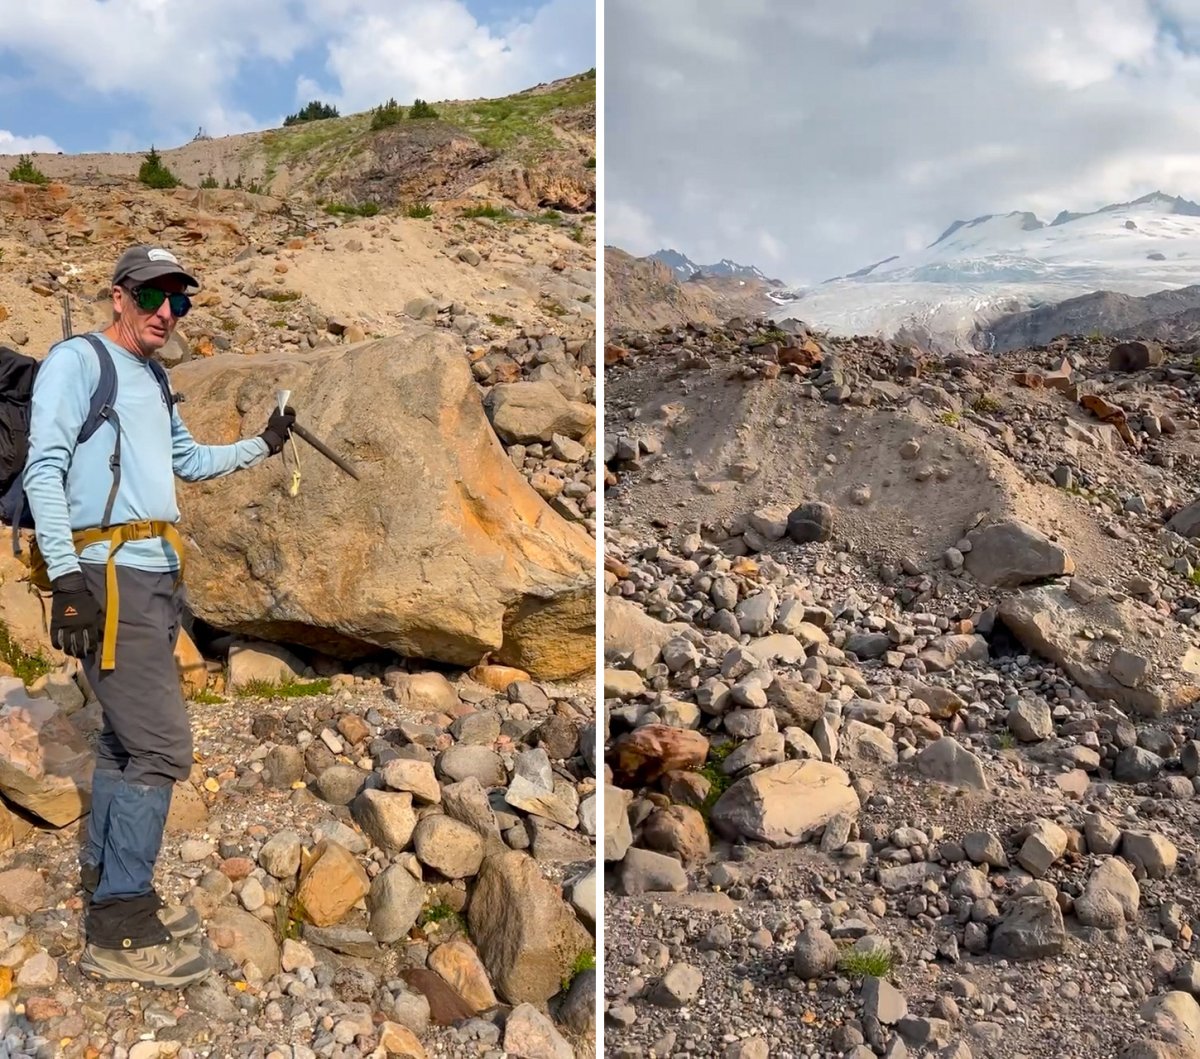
left=22, top=244, right=297, bottom=987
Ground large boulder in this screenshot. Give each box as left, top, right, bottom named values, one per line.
left=999, top=583, right=1200, bottom=718
left=710, top=760, right=860, bottom=846
left=467, top=850, right=591, bottom=1004
left=170, top=332, right=594, bottom=679
left=0, top=678, right=93, bottom=826
left=963, top=519, right=1073, bottom=588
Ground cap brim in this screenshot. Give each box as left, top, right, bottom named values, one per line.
left=119, top=263, right=200, bottom=292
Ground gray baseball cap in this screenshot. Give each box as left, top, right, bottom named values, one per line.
left=112, top=244, right=200, bottom=291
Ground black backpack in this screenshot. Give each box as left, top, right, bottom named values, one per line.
left=0, top=333, right=176, bottom=549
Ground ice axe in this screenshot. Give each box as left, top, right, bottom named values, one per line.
left=275, top=389, right=361, bottom=484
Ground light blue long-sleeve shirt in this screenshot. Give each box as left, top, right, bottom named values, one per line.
left=23, top=333, right=269, bottom=582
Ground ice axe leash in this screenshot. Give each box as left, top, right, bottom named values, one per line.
left=274, top=389, right=362, bottom=496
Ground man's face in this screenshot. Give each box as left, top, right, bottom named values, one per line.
left=112, top=274, right=188, bottom=355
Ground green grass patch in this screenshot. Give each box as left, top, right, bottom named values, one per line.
left=996, top=731, right=1016, bottom=750
left=697, top=741, right=736, bottom=817
left=571, top=226, right=585, bottom=243
left=8, top=154, right=48, bottom=185
left=234, top=676, right=331, bottom=699
left=971, top=394, right=1001, bottom=414
left=261, top=113, right=373, bottom=183
left=323, top=201, right=380, bottom=217
left=487, top=313, right=514, bottom=326
left=937, top=410, right=961, bottom=426
left=436, top=75, right=594, bottom=154
left=534, top=210, right=562, bottom=224
left=261, top=290, right=301, bottom=303
left=562, top=948, right=595, bottom=991
left=406, top=203, right=433, bottom=219
left=0, top=619, right=52, bottom=684
left=461, top=204, right=513, bottom=220
left=419, top=902, right=464, bottom=932
left=190, top=689, right=225, bottom=705
left=837, top=945, right=897, bottom=979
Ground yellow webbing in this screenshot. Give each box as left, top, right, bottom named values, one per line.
left=69, top=520, right=185, bottom=671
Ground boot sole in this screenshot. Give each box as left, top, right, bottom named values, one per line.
left=79, top=954, right=211, bottom=988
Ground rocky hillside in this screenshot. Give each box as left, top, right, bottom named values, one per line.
left=0, top=74, right=597, bottom=1059
left=604, top=247, right=775, bottom=333
left=0, top=73, right=596, bottom=215
left=980, top=284, right=1200, bottom=353
left=603, top=318, right=1200, bottom=1058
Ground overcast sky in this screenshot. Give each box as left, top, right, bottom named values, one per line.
left=605, top=0, right=1200, bottom=286
left=0, top=0, right=592, bottom=155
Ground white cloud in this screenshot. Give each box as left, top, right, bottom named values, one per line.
left=606, top=199, right=671, bottom=257
left=0, top=129, right=61, bottom=153
left=606, top=0, right=1200, bottom=284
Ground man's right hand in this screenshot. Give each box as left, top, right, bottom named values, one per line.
left=50, top=573, right=103, bottom=658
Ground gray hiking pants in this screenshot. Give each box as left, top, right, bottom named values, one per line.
left=79, top=563, right=193, bottom=787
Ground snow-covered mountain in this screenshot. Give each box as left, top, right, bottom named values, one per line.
left=649, top=249, right=776, bottom=284
left=770, top=192, right=1200, bottom=351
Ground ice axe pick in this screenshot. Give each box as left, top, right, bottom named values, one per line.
left=275, top=389, right=361, bottom=482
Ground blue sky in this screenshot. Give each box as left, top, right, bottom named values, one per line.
left=607, top=0, right=1200, bottom=284
left=0, top=0, right=594, bottom=154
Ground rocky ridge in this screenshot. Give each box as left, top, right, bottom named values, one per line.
left=603, top=316, right=1200, bottom=1058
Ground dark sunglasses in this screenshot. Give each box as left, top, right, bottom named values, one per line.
left=129, top=285, right=191, bottom=318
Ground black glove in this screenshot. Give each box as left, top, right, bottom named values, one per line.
left=50, top=572, right=103, bottom=658
left=260, top=405, right=296, bottom=455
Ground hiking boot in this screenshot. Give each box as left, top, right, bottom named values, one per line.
left=79, top=937, right=211, bottom=988
left=80, top=863, right=101, bottom=897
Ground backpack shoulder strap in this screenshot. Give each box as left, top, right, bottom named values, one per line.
left=77, top=334, right=119, bottom=445
left=77, top=334, right=122, bottom=530
left=145, top=357, right=179, bottom=413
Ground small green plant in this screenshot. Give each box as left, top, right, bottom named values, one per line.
left=283, top=100, right=340, bottom=126
left=837, top=945, right=897, bottom=979
left=937, top=410, right=961, bottom=426
left=261, top=290, right=301, bottom=303
left=190, top=689, right=225, bottom=705
left=562, top=948, right=595, bottom=991
left=461, top=204, right=512, bottom=220
left=323, top=201, right=380, bottom=217
left=406, top=203, right=433, bottom=219
left=971, top=394, right=1001, bottom=414
left=270, top=319, right=288, bottom=329
left=1189, top=568, right=1200, bottom=587
left=409, top=98, right=439, bottom=119
left=0, top=619, right=52, bottom=684
left=696, top=741, right=736, bottom=818
left=199, top=173, right=219, bottom=189
left=535, top=210, right=562, bottom=224
left=138, top=146, right=181, bottom=189
left=488, top=313, right=514, bottom=326
left=570, top=226, right=585, bottom=243
left=8, top=154, right=48, bottom=185
left=541, top=298, right=567, bottom=317
left=418, top=902, right=464, bottom=932
left=754, top=328, right=790, bottom=345
left=234, top=676, right=331, bottom=699
left=996, top=731, right=1016, bottom=750
left=370, top=97, right=405, bottom=130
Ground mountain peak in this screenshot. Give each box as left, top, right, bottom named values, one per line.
left=648, top=248, right=777, bottom=284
